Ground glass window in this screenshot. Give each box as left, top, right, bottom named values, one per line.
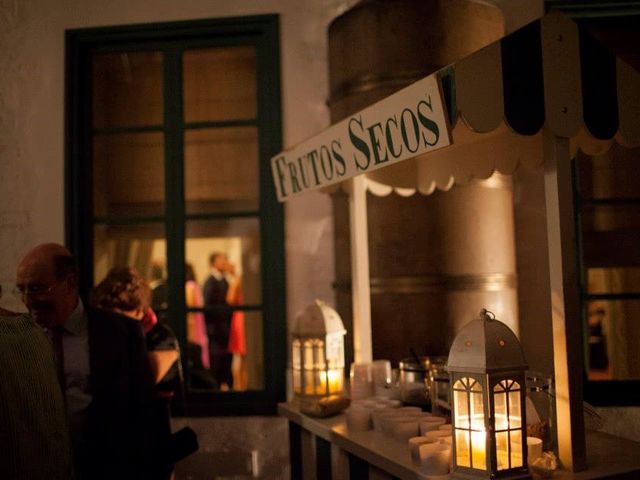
left=67, top=16, right=283, bottom=414
left=185, top=218, right=262, bottom=306
left=183, top=46, right=257, bottom=123
left=585, top=299, right=640, bottom=381
left=93, top=223, right=166, bottom=285
left=575, top=146, right=640, bottom=390
left=93, top=133, right=165, bottom=218
left=184, top=127, right=259, bottom=214
left=92, top=51, right=163, bottom=129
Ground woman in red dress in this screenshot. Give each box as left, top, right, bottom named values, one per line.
left=226, top=262, right=247, bottom=390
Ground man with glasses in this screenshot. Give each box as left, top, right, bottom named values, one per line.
left=15, top=243, right=157, bottom=479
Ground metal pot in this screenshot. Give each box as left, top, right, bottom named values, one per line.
left=398, top=356, right=449, bottom=408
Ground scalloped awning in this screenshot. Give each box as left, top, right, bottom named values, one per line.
left=273, top=12, right=640, bottom=200
left=362, top=12, right=640, bottom=196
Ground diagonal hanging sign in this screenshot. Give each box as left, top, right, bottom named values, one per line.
left=271, top=73, right=452, bottom=201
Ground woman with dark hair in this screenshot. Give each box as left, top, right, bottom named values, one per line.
left=91, top=267, right=180, bottom=391
left=91, top=267, right=182, bottom=479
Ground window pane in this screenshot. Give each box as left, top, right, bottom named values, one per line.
left=510, top=429, right=523, bottom=468
left=183, top=46, right=257, bottom=123
left=92, top=51, right=163, bottom=128
left=494, top=390, right=508, bottom=430
left=93, top=223, right=166, bottom=287
left=184, top=218, right=262, bottom=392
left=496, top=431, right=509, bottom=470
left=453, top=388, right=469, bottom=428
left=586, top=299, right=640, bottom=381
left=587, top=267, right=640, bottom=295
left=455, top=429, right=471, bottom=468
left=184, top=127, right=259, bottom=214
left=93, top=132, right=165, bottom=217
left=186, top=310, right=263, bottom=392
left=508, top=390, right=521, bottom=428
left=581, top=205, right=640, bottom=232
left=184, top=218, right=261, bottom=305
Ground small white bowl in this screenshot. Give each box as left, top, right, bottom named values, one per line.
left=398, top=406, right=422, bottom=414
left=392, top=419, right=420, bottom=441
left=378, top=411, right=404, bottom=435
left=383, top=399, right=402, bottom=408
left=425, top=429, right=452, bottom=441
left=345, top=407, right=372, bottom=431
left=408, top=436, right=438, bottom=465
left=418, top=443, right=451, bottom=476
left=419, top=417, right=447, bottom=434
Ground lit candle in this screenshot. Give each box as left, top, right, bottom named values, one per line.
left=328, top=369, right=342, bottom=393
left=470, top=416, right=486, bottom=469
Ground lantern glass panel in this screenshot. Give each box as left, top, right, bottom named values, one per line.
left=511, top=429, right=523, bottom=468
left=313, top=339, right=325, bottom=369
left=303, top=340, right=314, bottom=370
left=456, top=429, right=471, bottom=467
left=509, top=388, right=522, bottom=428
left=453, top=377, right=487, bottom=471
left=494, top=387, right=508, bottom=430
left=328, top=370, right=343, bottom=394
left=453, top=380, right=469, bottom=427
left=304, top=370, right=315, bottom=395
left=470, top=383, right=486, bottom=469
left=497, top=430, right=509, bottom=470
left=493, top=380, right=524, bottom=470
left=314, top=371, right=327, bottom=395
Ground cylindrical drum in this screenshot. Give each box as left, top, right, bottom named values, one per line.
left=328, top=0, right=514, bottom=365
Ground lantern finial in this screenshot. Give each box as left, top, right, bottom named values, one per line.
left=479, top=308, right=495, bottom=321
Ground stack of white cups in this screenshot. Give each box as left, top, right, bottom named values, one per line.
left=408, top=418, right=453, bottom=477
left=346, top=396, right=402, bottom=431
left=349, top=362, right=373, bottom=400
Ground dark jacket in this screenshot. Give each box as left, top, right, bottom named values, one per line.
left=80, top=308, right=161, bottom=480
left=202, top=275, right=232, bottom=350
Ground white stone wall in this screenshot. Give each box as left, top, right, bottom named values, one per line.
left=0, top=0, right=361, bottom=318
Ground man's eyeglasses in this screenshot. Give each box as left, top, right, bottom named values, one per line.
left=13, top=282, right=60, bottom=298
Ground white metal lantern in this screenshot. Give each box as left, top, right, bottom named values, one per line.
left=291, top=300, right=346, bottom=398
left=447, top=309, right=531, bottom=480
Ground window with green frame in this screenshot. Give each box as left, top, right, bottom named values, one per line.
left=65, top=15, right=285, bottom=415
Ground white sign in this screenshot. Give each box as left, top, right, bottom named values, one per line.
left=271, top=73, right=452, bottom=201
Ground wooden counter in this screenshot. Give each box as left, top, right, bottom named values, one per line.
left=279, top=401, right=640, bottom=480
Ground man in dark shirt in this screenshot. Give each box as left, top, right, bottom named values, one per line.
left=202, top=252, right=233, bottom=390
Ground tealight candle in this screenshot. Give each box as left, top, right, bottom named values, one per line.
left=408, top=436, right=437, bottom=465
left=419, top=416, right=447, bottom=434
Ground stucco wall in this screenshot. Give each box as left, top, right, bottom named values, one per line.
left=0, top=0, right=354, bottom=318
